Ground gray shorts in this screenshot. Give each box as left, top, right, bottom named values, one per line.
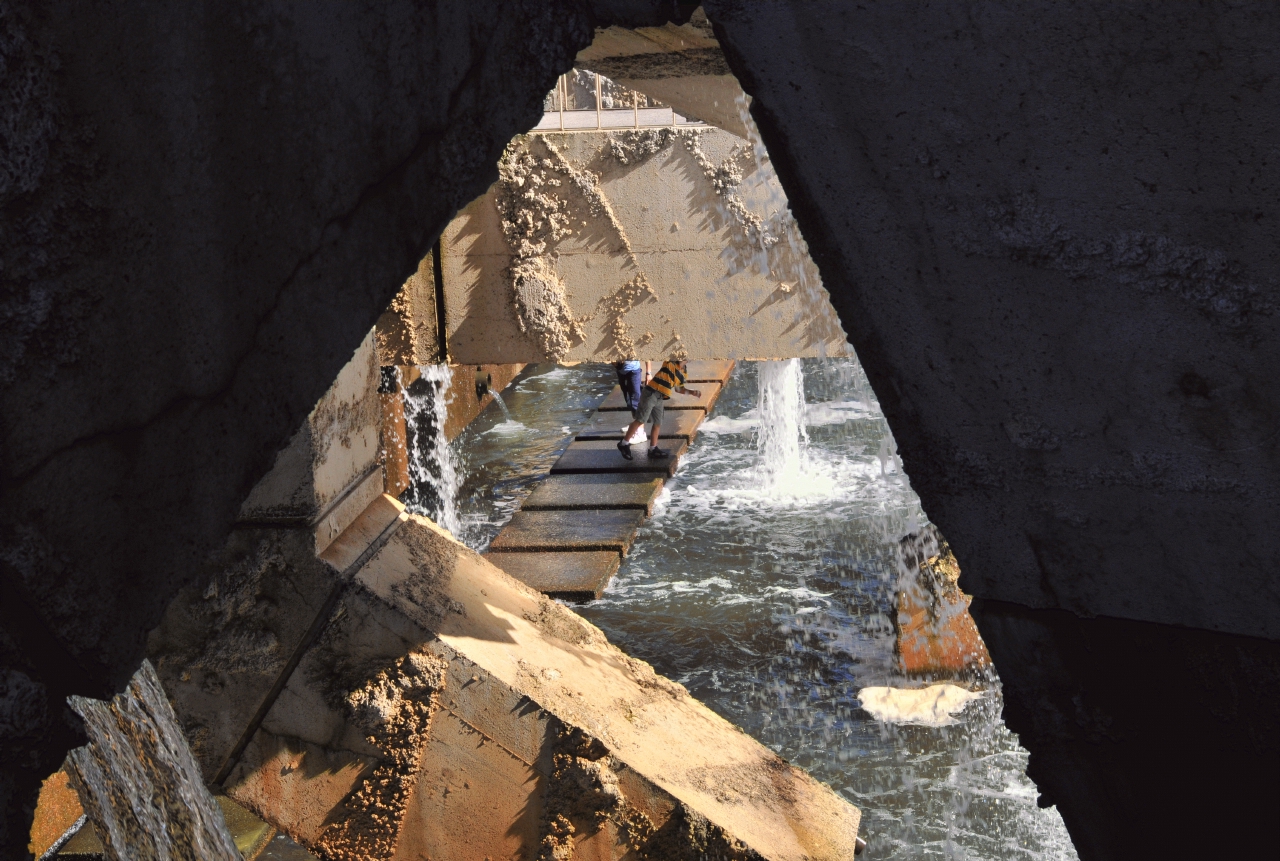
left=634, top=387, right=666, bottom=426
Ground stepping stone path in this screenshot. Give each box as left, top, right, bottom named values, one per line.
left=483, top=360, right=735, bottom=601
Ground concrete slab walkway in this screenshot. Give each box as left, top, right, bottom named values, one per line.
left=484, top=360, right=735, bottom=601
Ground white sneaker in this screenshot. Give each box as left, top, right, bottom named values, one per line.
left=625, top=427, right=648, bottom=445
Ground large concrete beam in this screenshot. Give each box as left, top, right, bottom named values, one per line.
left=221, top=500, right=860, bottom=860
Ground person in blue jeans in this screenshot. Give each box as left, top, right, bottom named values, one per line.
left=614, top=359, right=650, bottom=443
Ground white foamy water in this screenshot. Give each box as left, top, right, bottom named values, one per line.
left=449, top=359, right=1079, bottom=861
left=402, top=364, right=466, bottom=540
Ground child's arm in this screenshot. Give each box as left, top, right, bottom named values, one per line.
left=675, top=385, right=702, bottom=398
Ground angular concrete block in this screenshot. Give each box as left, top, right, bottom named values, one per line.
left=596, top=380, right=721, bottom=412
left=145, top=527, right=344, bottom=778
left=216, top=505, right=861, bottom=860
left=238, top=329, right=385, bottom=554
left=550, top=439, right=688, bottom=476
left=575, top=408, right=702, bottom=442
left=521, top=473, right=665, bottom=513
left=488, top=509, right=646, bottom=555
left=484, top=550, right=622, bottom=601
left=684, top=359, right=736, bottom=382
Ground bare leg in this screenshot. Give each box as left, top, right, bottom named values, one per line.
left=649, top=423, right=661, bottom=448
left=624, top=419, right=645, bottom=441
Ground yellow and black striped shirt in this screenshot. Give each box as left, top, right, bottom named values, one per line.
left=646, top=361, right=686, bottom=398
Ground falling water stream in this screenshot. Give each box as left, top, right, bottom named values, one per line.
left=413, top=360, right=1078, bottom=860
left=401, top=364, right=465, bottom=539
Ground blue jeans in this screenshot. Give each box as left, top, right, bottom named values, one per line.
left=617, top=367, right=643, bottom=415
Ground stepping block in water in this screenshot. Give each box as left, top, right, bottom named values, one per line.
left=596, top=380, right=722, bottom=412
left=523, top=473, right=665, bottom=514
left=684, top=359, right=735, bottom=382
left=550, top=438, right=689, bottom=477
left=488, top=508, right=647, bottom=555
left=575, top=408, right=702, bottom=442
left=484, top=550, right=621, bottom=602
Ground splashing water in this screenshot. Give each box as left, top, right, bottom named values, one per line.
left=402, top=364, right=466, bottom=540
left=755, top=359, right=811, bottom=487
left=448, top=359, right=1079, bottom=860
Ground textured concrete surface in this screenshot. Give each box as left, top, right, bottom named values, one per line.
left=482, top=551, right=622, bottom=602
left=576, top=407, right=702, bottom=441
left=551, top=438, right=689, bottom=476
left=222, top=502, right=862, bottom=860
left=441, top=127, right=850, bottom=363
left=701, top=2, right=1280, bottom=856
left=7, top=2, right=1280, bottom=857
left=488, top=509, right=646, bottom=555
left=597, top=380, right=722, bottom=412
left=522, top=473, right=665, bottom=512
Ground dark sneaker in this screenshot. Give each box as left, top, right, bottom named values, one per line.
left=648, top=446, right=669, bottom=459
left=617, top=440, right=633, bottom=460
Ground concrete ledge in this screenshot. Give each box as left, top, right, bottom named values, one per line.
left=683, top=359, right=736, bottom=382
left=551, top=439, right=688, bottom=476
left=521, top=473, right=665, bottom=514
left=596, top=381, right=722, bottom=412
left=576, top=408, right=702, bottom=442
left=488, top=509, right=646, bottom=555
left=484, top=550, right=622, bottom=601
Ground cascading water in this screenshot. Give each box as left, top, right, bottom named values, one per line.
left=401, top=364, right=466, bottom=540
left=755, top=359, right=809, bottom=486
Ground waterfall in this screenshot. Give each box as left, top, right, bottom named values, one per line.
left=402, top=364, right=465, bottom=539
left=755, top=359, right=810, bottom=488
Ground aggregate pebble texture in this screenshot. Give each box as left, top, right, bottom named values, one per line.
left=221, top=500, right=863, bottom=860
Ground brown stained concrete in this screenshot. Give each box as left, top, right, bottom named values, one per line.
left=145, top=526, right=344, bottom=778
left=894, top=528, right=992, bottom=681
left=522, top=473, right=665, bottom=513
left=550, top=439, right=690, bottom=476
left=597, top=380, right=723, bottom=412
left=28, top=770, right=80, bottom=858
left=488, top=509, right=647, bottom=556
left=482, top=551, right=622, bottom=602
left=439, top=363, right=527, bottom=443
left=577, top=408, right=702, bottom=442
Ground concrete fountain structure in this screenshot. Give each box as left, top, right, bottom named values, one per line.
left=4, top=5, right=1279, bottom=860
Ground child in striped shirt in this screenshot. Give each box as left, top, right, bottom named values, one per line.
left=617, top=358, right=702, bottom=461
